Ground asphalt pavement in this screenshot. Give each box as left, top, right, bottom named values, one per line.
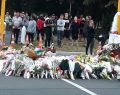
left=0, top=74, right=120, bottom=95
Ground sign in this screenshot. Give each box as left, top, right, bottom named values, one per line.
left=108, top=34, right=120, bottom=44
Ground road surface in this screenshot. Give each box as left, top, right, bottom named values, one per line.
left=0, top=74, right=120, bottom=95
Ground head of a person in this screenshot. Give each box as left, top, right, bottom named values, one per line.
left=51, top=14, right=55, bottom=19
left=16, top=12, right=20, bottom=17
left=6, top=12, right=9, bottom=16
left=89, top=16, right=92, bottom=20
left=26, top=13, right=29, bottom=16
left=39, top=14, right=43, bottom=19
left=64, top=13, right=69, bottom=19
left=21, top=12, right=25, bottom=17
left=74, top=16, right=78, bottom=23
left=30, top=16, right=34, bottom=20
left=86, top=16, right=89, bottom=21
left=60, top=14, right=64, bottom=19
left=14, top=12, right=17, bottom=16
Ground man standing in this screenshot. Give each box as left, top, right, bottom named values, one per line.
left=37, top=15, right=44, bottom=41
left=57, top=14, right=65, bottom=47
left=45, top=16, right=53, bottom=48
left=64, top=13, right=70, bottom=40
left=12, top=12, right=22, bottom=44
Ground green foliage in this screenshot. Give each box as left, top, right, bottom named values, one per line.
left=33, top=66, right=44, bottom=74
left=6, top=0, right=118, bottom=34
left=83, top=0, right=96, bottom=5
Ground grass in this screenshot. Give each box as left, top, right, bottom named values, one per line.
left=14, top=36, right=98, bottom=53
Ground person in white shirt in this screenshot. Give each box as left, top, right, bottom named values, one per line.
left=12, top=12, right=22, bottom=44
left=57, top=14, right=65, bottom=47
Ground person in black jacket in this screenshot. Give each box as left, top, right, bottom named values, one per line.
left=86, top=24, right=95, bottom=55
left=45, top=16, right=53, bottom=48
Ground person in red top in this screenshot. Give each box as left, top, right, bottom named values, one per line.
left=37, top=15, right=44, bottom=41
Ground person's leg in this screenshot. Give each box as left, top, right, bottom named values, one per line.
left=45, top=36, right=47, bottom=48
left=90, top=38, right=95, bottom=55
left=71, top=32, right=74, bottom=46
left=75, top=32, right=79, bottom=46
left=41, top=28, right=45, bottom=41
left=48, top=33, right=52, bottom=47
left=60, top=31, right=64, bottom=46
left=37, top=29, right=40, bottom=41
left=15, top=29, right=20, bottom=44
left=12, top=29, right=15, bottom=40
left=86, top=38, right=91, bottom=55
left=101, top=37, right=105, bottom=47
left=45, top=28, right=49, bottom=48
left=30, top=33, right=34, bottom=43
left=27, top=32, right=31, bottom=43
left=45, top=29, right=48, bottom=48
left=57, top=31, right=60, bottom=47
left=59, top=31, right=63, bottom=47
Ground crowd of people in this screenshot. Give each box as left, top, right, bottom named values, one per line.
left=5, top=11, right=96, bottom=55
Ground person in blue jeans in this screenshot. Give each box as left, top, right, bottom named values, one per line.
left=57, top=14, right=65, bottom=47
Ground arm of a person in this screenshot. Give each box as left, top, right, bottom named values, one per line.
left=36, top=20, right=39, bottom=28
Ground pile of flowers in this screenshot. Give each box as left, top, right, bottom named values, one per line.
left=0, top=44, right=120, bottom=80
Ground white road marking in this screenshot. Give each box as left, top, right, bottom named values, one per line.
left=62, top=79, right=98, bottom=95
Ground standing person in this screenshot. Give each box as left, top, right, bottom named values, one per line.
left=86, top=22, right=95, bottom=55
left=12, top=12, right=22, bottom=44
left=45, top=16, right=53, bottom=48
left=37, top=15, right=44, bottom=41
left=57, top=14, right=65, bottom=47
left=83, top=16, right=90, bottom=46
left=5, top=12, right=12, bottom=31
left=77, top=15, right=82, bottom=41
left=51, top=14, right=57, bottom=43
left=21, top=12, right=29, bottom=44
left=26, top=16, right=36, bottom=44
left=64, top=13, right=70, bottom=41
left=79, top=15, right=85, bottom=42
left=98, top=33, right=106, bottom=47
left=71, top=16, right=79, bottom=46
left=89, top=16, right=95, bottom=29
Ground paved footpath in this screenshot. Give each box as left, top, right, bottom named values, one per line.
left=0, top=75, right=120, bottom=95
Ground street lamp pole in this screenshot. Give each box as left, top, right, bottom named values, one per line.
left=0, top=0, right=6, bottom=44
left=118, top=0, right=120, bottom=34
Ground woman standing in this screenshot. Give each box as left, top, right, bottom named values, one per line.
left=27, top=16, right=36, bottom=44
left=71, top=16, right=79, bottom=46
left=86, top=22, right=95, bottom=55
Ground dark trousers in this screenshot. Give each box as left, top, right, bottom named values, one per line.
left=64, top=30, right=70, bottom=39
left=37, top=28, right=44, bottom=41
left=86, top=37, right=94, bottom=55
left=45, top=27, right=52, bottom=48
left=99, top=37, right=105, bottom=47
left=26, top=32, right=34, bottom=43
left=13, top=29, right=20, bottom=44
